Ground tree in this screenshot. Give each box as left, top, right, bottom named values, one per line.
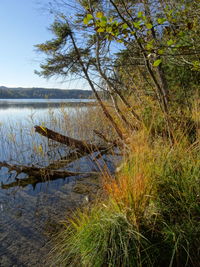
left=36, top=0, right=200, bottom=142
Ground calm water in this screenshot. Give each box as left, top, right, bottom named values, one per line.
left=0, top=99, right=112, bottom=266
left=0, top=98, right=94, bottom=123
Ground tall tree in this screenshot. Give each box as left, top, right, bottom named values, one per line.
left=36, top=0, right=200, bottom=140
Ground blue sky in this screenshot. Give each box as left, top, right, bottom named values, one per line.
left=0, top=0, right=86, bottom=89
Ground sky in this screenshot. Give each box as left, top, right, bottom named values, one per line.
left=0, top=0, right=87, bottom=90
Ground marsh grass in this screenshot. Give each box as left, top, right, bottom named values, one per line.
left=51, top=122, right=200, bottom=266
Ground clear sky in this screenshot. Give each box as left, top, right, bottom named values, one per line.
left=0, top=0, right=86, bottom=90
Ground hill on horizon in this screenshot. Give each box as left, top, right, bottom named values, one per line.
left=0, top=86, right=93, bottom=99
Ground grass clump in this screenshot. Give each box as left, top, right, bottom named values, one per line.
left=51, top=127, right=200, bottom=266
left=52, top=204, right=153, bottom=267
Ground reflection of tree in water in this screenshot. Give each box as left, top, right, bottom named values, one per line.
left=0, top=101, right=93, bottom=110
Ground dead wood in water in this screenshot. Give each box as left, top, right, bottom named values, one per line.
left=34, top=125, right=108, bottom=154
left=0, top=127, right=119, bottom=190
left=0, top=161, right=99, bottom=189
left=47, top=151, right=86, bottom=170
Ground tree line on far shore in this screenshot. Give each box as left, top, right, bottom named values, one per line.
left=0, top=86, right=93, bottom=99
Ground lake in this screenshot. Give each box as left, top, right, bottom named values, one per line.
left=0, top=99, right=117, bottom=266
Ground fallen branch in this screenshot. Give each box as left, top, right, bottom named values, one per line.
left=47, top=150, right=85, bottom=170
left=93, top=130, right=118, bottom=146
left=0, top=127, right=120, bottom=190
left=0, top=161, right=99, bottom=189
left=35, top=125, right=108, bottom=154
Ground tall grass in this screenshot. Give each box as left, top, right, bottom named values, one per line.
left=51, top=122, right=200, bottom=266
left=52, top=203, right=153, bottom=267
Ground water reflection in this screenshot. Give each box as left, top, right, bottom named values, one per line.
left=0, top=98, right=94, bottom=110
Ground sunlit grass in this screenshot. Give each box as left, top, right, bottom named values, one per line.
left=51, top=124, right=200, bottom=266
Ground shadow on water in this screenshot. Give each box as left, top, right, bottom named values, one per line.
left=0, top=99, right=119, bottom=266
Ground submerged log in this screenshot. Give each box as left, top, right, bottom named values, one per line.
left=35, top=125, right=108, bottom=154
left=0, top=161, right=99, bottom=189
left=47, top=151, right=85, bottom=170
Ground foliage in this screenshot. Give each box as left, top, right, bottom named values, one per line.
left=35, top=1, right=200, bottom=136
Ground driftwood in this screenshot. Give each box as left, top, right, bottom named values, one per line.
left=35, top=125, right=108, bottom=154
left=0, top=161, right=99, bottom=189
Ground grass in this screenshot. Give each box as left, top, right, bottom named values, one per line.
left=51, top=124, right=200, bottom=266
left=52, top=204, right=153, bottom=267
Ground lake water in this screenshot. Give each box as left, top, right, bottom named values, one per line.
left=0, top=99, right=117, bottom=266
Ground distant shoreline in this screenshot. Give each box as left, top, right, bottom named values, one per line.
left=0, top=97, right=94, bottom=99
left=0, top=86, right=94, bottom=99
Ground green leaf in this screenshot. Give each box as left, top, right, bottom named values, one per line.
left=178, top=31, right=184, bottom=37
left=96, top=12, right=103, bottom=18
left=106, top=34, right=113, bottom=41
left=167, top=39, right=174, bottom=46
left=158, top=49, right=164, bottom=55
left=83, top=17, right=88, bottom=25
left=113, top=21, right=119, bottom=26
left=122, top=23, right=128, bottom=29
left=153, top=59, right=162, bottom=67
left=114, top=30, right=119, bottom=36
left=97, top=27, right=105, bottom=33
left=100, top=20, right=107, bottom=27
left=101, top=16, right=107, bottom=22
left=106, top=26, right=112, bottom=33
left=157, top=18, right=166, bottom=24
left=146, top=23, right=153, bottom=29
left=168, top=10, right=173, bottom=16
left=87, top=14, right=93, bottom=21
left=192, top=61, right=200, bottom=71
left=146, top=43, right=153, bottom=50
left=138, top=11, right=143, bottom=18
left=133, top=21, right=141, bottom=29
left=83, top=14, right=93, bottom=24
